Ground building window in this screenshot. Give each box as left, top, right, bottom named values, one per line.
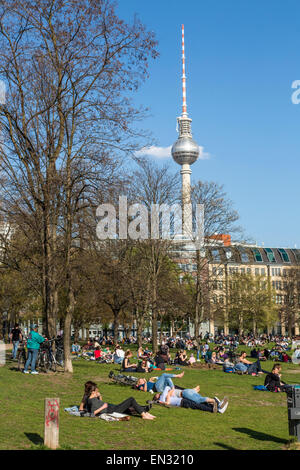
left=218, top=268, right=223, bottom=276
left=247, top=268, right=251, bottom=274
left=240, top=268, right=245, bottom=274
left=255, top=268, right=259, bottom=275
left=252, top=248, right=263, bottom=262
left=278, top=248, right=290, bottom=263
left=261, top=268, right=265, bottom=276
left=272, top=267, right=281, bottom=276
left=211, top=249, right=221, bottom=262
left=239, top=249, right=249, bottom=263
left=264, top=248, right=276, bottom=263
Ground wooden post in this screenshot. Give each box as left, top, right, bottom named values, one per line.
left=44, top=398, right=60, bottom=449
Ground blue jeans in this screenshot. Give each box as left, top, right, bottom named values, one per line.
left=12, top=341, right=19, bottom=359
left=154, top=373, right=176, bottom=393
left=114, top=356, right=123, bottom=364
left=24, top=348, right=39, bottom=372
left=235, top=362, right=248, bottom=373
left=182, top=389, right=207, bottom=404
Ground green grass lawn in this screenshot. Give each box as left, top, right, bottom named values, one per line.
left=1, top=349, right=300, bottom=450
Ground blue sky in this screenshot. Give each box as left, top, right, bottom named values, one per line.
left=116, top=0, right=300, bottom=248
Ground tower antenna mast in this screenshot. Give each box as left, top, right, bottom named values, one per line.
left=182, top=24, right=187, bottom=117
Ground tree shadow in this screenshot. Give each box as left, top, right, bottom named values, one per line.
left=24, top=433, right=44, bottom=445
left=233, top=427, right=288, bottom=444
left=213, top=442, right=238, bottom=450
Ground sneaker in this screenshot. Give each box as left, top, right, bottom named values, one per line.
left=218, top=397, right=229, bottom=413
left=108, top=371, right=114, bottom=378
left=214, top=396, right=221, bottom=406
left=31, top=371, right=39, bottom=375
left=218, top=401, right=229, bottom=414
left=23, top=370, right=29, bottom=374
left=212, top=401, right=218, bottom=413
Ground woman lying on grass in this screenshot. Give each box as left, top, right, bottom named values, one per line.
left=79, top=381, right=156, bottom=420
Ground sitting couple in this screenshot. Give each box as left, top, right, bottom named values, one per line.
left=223, top=352, right=268, bottom=376
left=79, top=381, right=156, bottom=420
left=152, top=385, right=229, bottom=414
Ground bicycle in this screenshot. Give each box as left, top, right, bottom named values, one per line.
left=17, top=341, right=27, bottom=371
left=44, top=338, right=64, bottom=372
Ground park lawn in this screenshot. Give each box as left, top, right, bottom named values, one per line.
left=1, top=352, right=300, bottom=450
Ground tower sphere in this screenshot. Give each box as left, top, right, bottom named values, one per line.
left=171, top=136, right=199, bottom=166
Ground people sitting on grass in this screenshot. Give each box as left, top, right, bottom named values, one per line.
left=174, top=349, right=189, bottom=366
left=264, top=364, right=287, bottom=392
left=135, top=372, right=185, bottom=393
left=71, top=341, right=81, bottom=355
left=188, top=353, right=196, bottom=366
left=79, top=381, right=156, bottom=420
left=113, top=344, right=125, bottom=364
left=121, top=350, right=138, bottom=372
left=152, top=386, right=229, bottom=414
left=234, top=351, right=268, bottom=376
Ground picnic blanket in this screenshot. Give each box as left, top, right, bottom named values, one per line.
left=64, top=406, right=129, bottom=421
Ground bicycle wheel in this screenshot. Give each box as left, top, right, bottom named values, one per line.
left=18, top=351, right=26, bottom=371
left=43, top=352, right=52, bottom=373
left=51, top=358, right=57, bottom=372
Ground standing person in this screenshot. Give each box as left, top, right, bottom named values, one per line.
left=10, top=323, right=23, bottom=360
left=23, top=325, right=45, bottom=375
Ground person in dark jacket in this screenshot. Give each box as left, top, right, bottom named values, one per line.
left=264, top=364, right=286, bottom=392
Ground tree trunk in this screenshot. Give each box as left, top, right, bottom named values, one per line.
left=64, top=286, right=74, bottom=373
left=136, top=314, right=143, bottom=349
left=113, top=310, right=120, bottom=345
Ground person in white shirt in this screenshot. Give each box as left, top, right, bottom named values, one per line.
left=114, top=344, right=125, bottom=364
left=154, top=386, right=229, bottom=414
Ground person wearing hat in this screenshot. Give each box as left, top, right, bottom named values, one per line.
left=23, top=324, right=45, bottom=374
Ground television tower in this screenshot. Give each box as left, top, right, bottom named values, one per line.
left=171, top=25, right=199, bottom=237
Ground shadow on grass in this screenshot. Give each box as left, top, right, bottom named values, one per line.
left=213, top=442, right=238, bottom=450
left=25, top=433, right=44, bottom=445
left=233, top=427, right=288, bottom=444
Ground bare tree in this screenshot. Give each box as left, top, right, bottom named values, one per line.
left=0, top=0, right=158, bottom=371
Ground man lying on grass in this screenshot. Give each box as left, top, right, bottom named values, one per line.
left=79, top=381, right=156, bottom=420
left=134, top=371, right=185, bottom=393
left=151, top=385, right=229, bottom=414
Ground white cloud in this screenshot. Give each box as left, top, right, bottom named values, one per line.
left=135, top=144, right=210, bottom=160
left=135, top=145, right=172, bottom=159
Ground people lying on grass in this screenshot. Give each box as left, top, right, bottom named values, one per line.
left=134, top=372, right=185, bottom=393
left=152, top=386, right=229, bottom=414
left=121, top=350, right=138, bottom=372
left=264, top=364, right=287, bottom=392
left=80, top=381, right=156, bottom=420
left=235, top=351, right=269, bottom=376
